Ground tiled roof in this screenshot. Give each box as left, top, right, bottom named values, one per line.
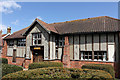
left=50, top=16, right=120, bottom=34
left=5, top=16, right=120, bottom=39
left=5, top=27, right=29, bottom=39
left=36, top=18, right=58, bottom=33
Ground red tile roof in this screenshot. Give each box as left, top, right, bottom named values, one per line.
left=5, top=27, right=29, bottom=39
left=5, top=16, right=120, bottom=39
left=50, top=16, right=120, bottom=34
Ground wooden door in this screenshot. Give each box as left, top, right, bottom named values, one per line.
left=33, top=50, right=44, bottom=62
left=13, top=49, right=16, bottom=62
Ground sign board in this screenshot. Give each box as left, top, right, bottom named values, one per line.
left=34, top=47, right=41, bottom=50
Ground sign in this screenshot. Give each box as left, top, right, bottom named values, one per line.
left=34, top=47, right=41, bottom=50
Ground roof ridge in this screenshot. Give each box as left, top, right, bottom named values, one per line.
left=104, top=16, right=120, bottom=21
left=49, top=16, right=120, bottom=25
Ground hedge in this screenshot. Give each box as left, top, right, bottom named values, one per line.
left=29, top=62, right=63, bottom=69
left=82, top=64, right=115, bottom=78
left=2, top=67, right=113, bottom=80
left=1, top=58, right=8, bottom=64
left=2, top=64, right=23, bottom=77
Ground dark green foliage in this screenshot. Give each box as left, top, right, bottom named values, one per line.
left=82, top=64, right=115, bottom=78
left=29, top=62, right=63, bottom=69
left=2, top=64, right=23, bottom=77
left=71, top=72, right=80, bottom=78
left=2, top=67, right=113, bottom=80
left=1, top=58, right=8, bottom=64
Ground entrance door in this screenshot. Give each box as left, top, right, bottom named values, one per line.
left=33, top=50, right=44, bottom=62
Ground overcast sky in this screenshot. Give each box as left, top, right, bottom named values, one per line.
left=1, top=2, right=118, bottom=34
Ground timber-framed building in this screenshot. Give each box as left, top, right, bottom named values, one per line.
left=2, top=16, right=120, bottom=78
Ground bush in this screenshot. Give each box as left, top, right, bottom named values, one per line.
left=2, top=64, right=23, bottom=77
left=2, top=67, right=113, bottom=80
left=1, top=58, right=8, bottom=64
left=82, top=64, right=115, bottom=78
left=29, top=62, right=63, bottom=69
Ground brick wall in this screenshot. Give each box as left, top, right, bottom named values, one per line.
left=5, top=56, right=25, bottom=66
left=2, top=40, right=7, bottom=58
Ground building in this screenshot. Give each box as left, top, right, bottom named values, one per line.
left=2, top=16, right=120, bottom=78
left=0, top=27, right=11, bottom=55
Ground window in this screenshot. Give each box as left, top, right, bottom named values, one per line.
left=33, top=33, right=42, bottom=45
left=94, top=51, right=107, bottom=61
left=81, top=51, right=92, bottom=60
left=55, top=36, right=59, bottom=47
left=8, top=40, right=14, bottom=46
left=17, top=39, right=26, bottom=47
left=80, top=51, right=107, bottom=61
left=59, top=37, right=64, bottom=47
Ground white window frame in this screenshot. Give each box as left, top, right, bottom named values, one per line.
left=32, top=33, right=42, bottom=45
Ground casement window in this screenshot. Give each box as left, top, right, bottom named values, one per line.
left=81, top=51, right=92, bottom=60
left=55, top=36, right=59, bottom=47
left=17, top=39, right=26, bottom=47
left=8, top=40, right=14, bottom=46
left=80, top=51, right=107, bottom=61
left=32, top=33, right=42, bottom=45
left=59, top=37, right=65, bottom=47
left=94, top=51, right=107, bottom=61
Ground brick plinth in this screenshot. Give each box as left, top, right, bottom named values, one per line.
left=5, top=56, right=25, bottom=66
left=24, top=59, right=31, bottom=68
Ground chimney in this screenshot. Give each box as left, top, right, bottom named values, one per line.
left=7, top=27, right=11, bottom=34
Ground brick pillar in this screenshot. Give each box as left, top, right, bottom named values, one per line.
left=2, top=40, right=7, bottom=58
left=62, top=36, right=70, bottom=68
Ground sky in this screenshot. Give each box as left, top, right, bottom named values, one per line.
left=1, top=2, right=119, bottom=34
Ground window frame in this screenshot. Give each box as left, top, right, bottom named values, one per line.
left=8, top=40, right=14, bottom=47
left=17, top=39, right=26, bottom=47
left=59, top=36, right=65, bottom=47
left=32, top=32, right=42, bottom=45
left=80, top=51, right=107, bottom=61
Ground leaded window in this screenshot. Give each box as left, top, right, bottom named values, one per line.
left=33, top=33, right=42, bottom=45
left=8, top=40, right=14, bottom=46
left=59, top=37, right=64, bottom=47
left=17, top=39, right=26, bottom=47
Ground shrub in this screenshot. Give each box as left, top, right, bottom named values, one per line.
left=82, top=64, right=115, bottom=78
left=2, top=67, right=113, bottom=80
left=2, top=64, right=23, bottom=77
left=1, top=58, right=8, bottom=64
left=71, top=72, right=80, bottom=78
left=29, top=62, right=63, bottom=69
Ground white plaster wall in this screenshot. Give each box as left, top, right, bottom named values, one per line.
left=108, top=34, right=115, bottom=62
left=74, top=35, right=79, bottom=60
left=58, top=47, right=62, bottom=59
left=7, top=47, right=13, bottom=56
